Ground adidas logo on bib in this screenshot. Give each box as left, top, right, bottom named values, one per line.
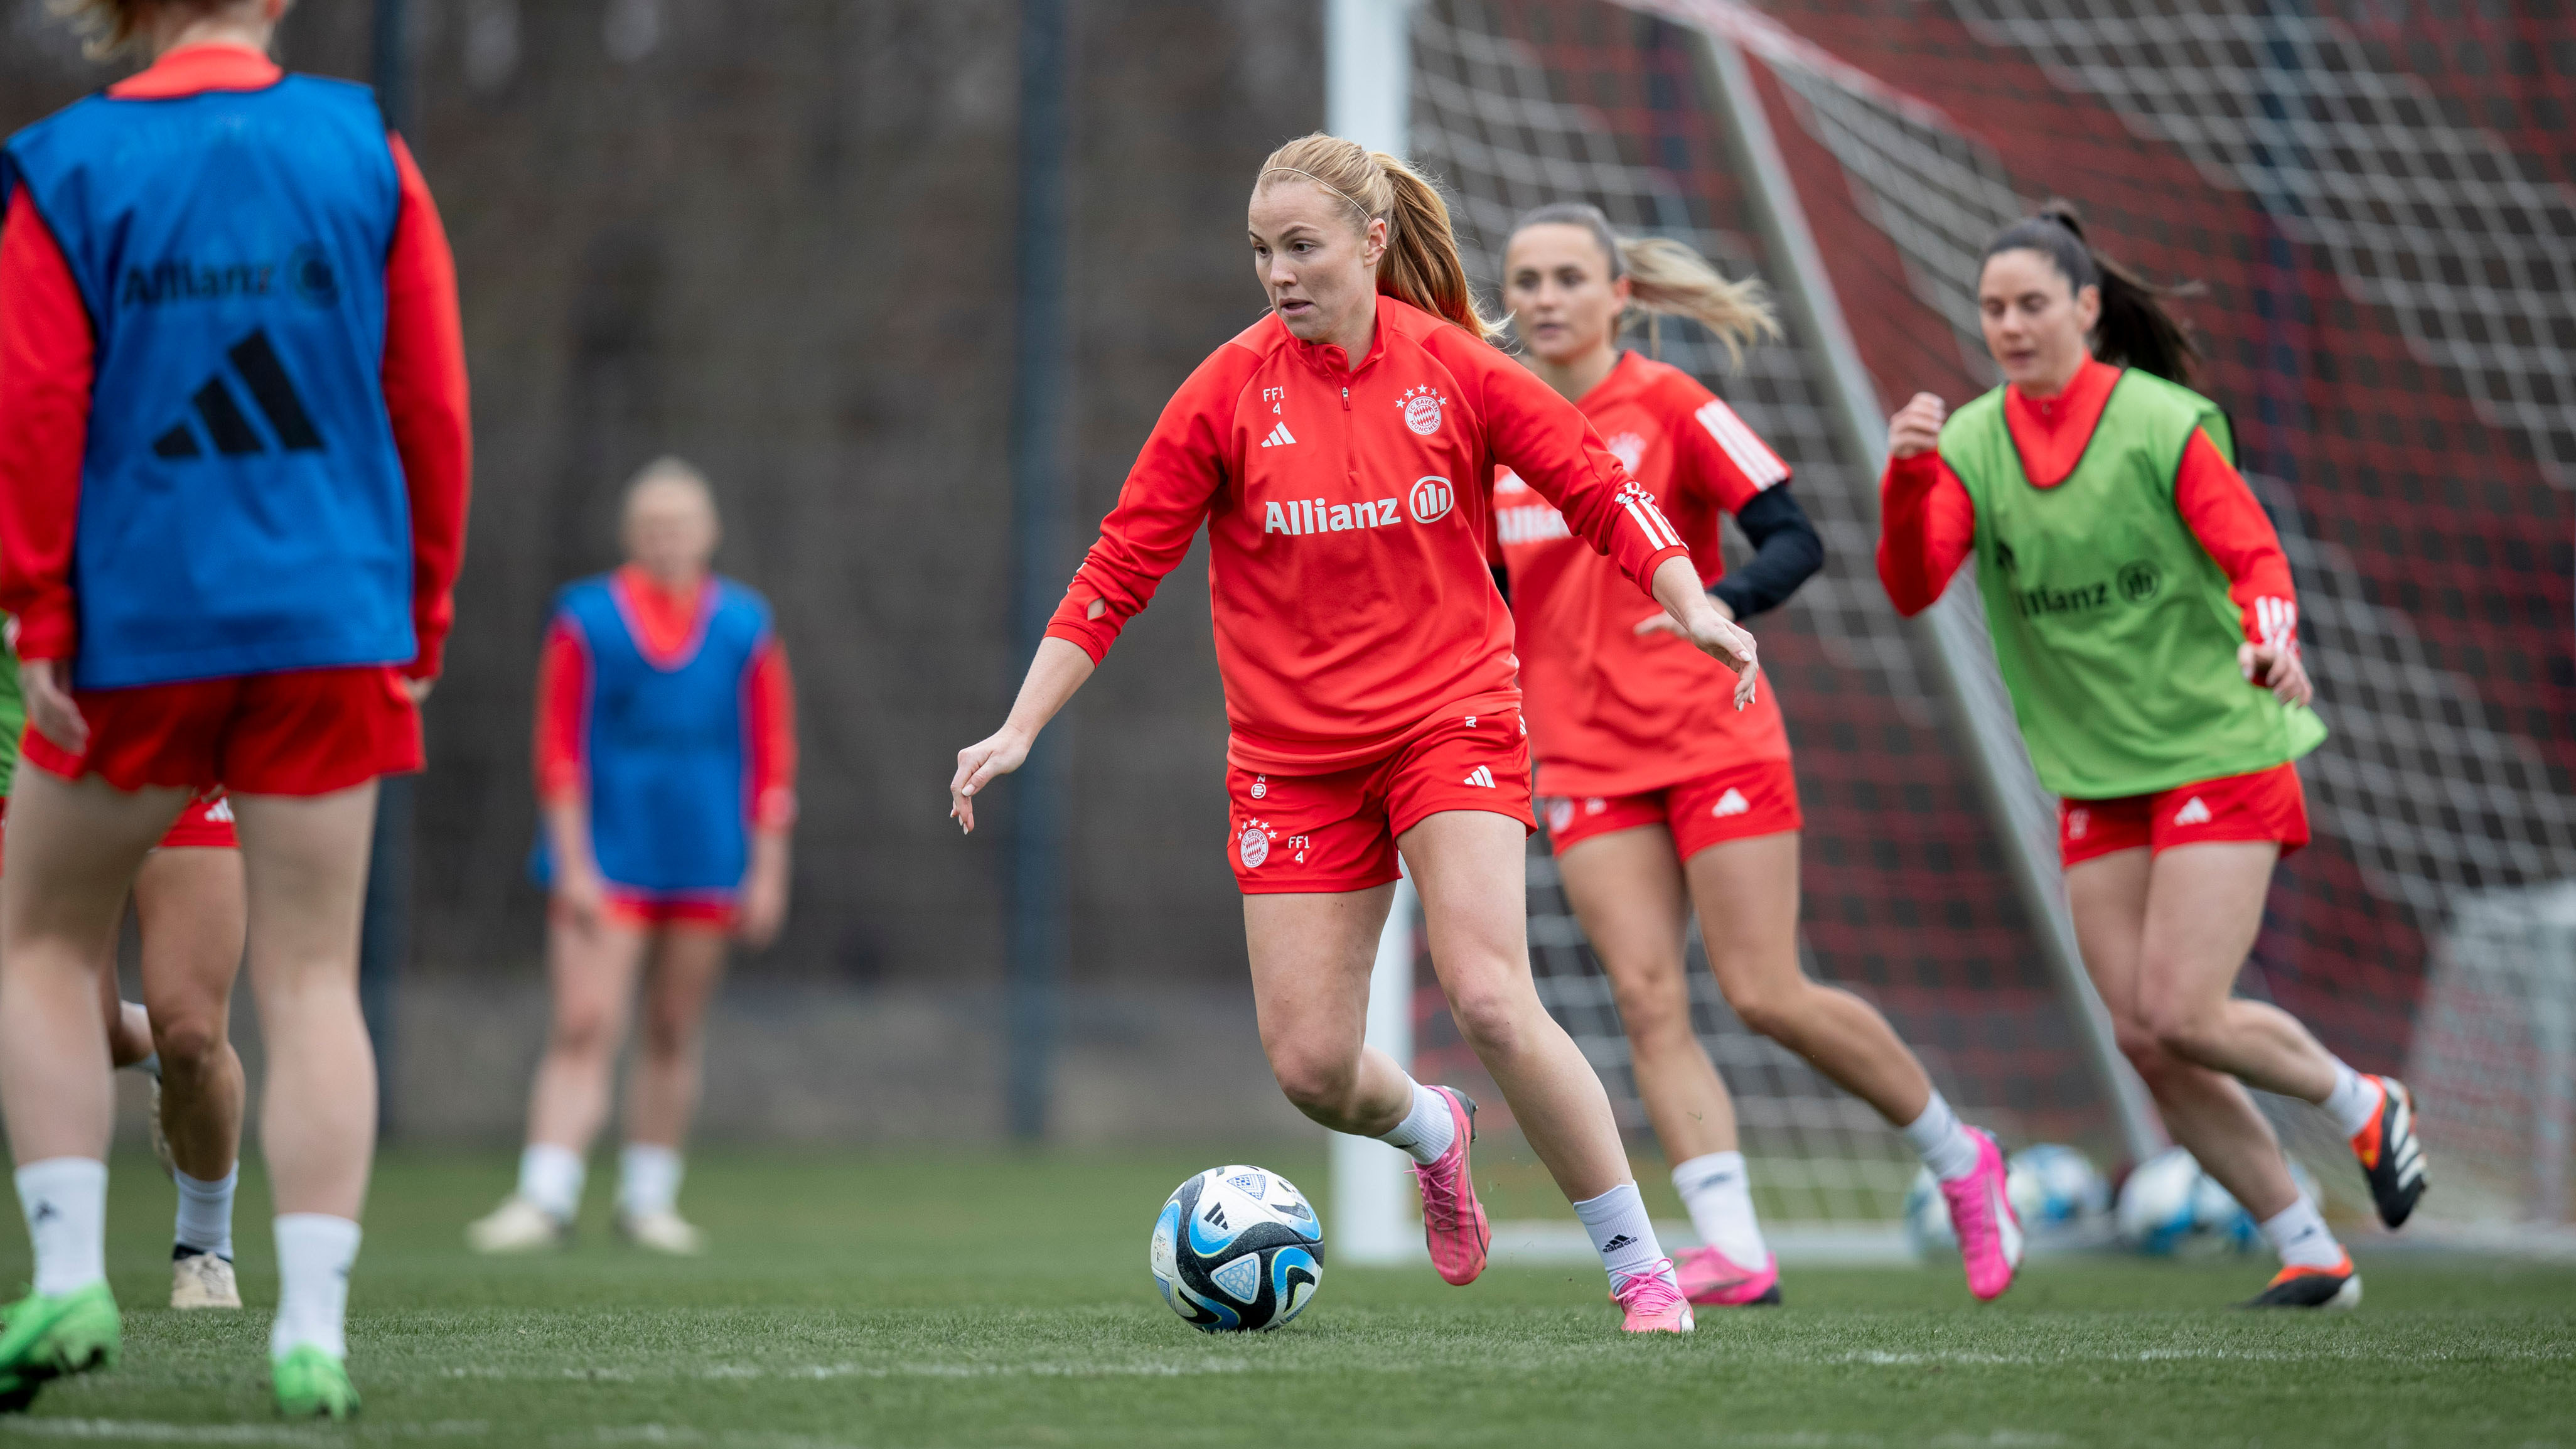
left=1462, top=766, right=1496, bottom=789
left=1712, top=788, right=1751, bottom=817
left=2174, top=797, right=2213, bottom=826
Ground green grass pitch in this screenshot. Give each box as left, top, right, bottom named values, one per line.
left=1, top=1150, right=2567, bottom=1447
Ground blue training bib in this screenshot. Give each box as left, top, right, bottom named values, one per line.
left=2, top=74, right=414, bottom=688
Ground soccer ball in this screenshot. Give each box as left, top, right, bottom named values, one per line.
left=2118, top=1147, right=2218, bottom=1255
left=1902, top=1166, right=1958, bottom=1258
left=1905, top=1143, right=2108, bottom=1259
left=2007, top=1144, right=2110, bottom=1231
left=1149, top=1165, right=1324, bottom=1332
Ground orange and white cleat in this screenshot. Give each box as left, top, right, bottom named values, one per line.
left=2349, top=1075, right=2428, bottom=1229
left=2241, top=1252, right=2361, bottom=1310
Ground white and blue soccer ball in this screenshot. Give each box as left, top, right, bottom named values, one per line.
left=2117, top=1147, right=2320, bottom=1256
left=2008, top=1144, right=2111, bottom=1231
left=1149, top=1165, right=1323, bottom=1332
left=1905, top=1143, right=2108, bottom=1258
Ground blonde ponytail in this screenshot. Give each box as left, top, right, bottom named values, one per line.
left=1255, top=133, right=1508, bottom=344
left=1511, top=203, right=1779, bottom=369
left=1618, top=235, right=1779, bottom=368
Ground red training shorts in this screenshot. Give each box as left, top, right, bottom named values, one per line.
left=2059, top=761, right=2310, bottom=868
left=157, top=794, right=240, bottom=849
left=1541, top=756, right=1802, bottom=860
left=0, top=792, right=239, bottom=864
left=599, top=892, right=736, bottom=930
left=1227, top=708, right=1535, bottom=894
left=23, top=665, right=422, bottom=797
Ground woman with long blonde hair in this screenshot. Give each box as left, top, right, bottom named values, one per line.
left=952, top=134, right=1761, bottom=1332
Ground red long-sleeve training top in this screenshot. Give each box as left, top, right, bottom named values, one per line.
left=1046, top=294, right=1692, bottom=772
left=0, top=43, right=471, bottom=677
left=533, top=565, right=799, bottom=832
left=1877, top=359, right=2300, bottom=660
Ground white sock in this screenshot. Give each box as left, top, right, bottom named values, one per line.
left=270, top=1214, right=360, bottom=1360
left=15, top=1158, right=108, bottom=1296
left=173, top=1164, right=239, bottom=1259
left=133, top=1052, right=162, bottom=1080
left=2258, top=1195, right=2344, bottom=1270
left=1375, top=1082, right=1457, bottom=1166
left=517, top=1143, right=585, bottom=1221
left=1571, top=1182, right=1671, bottom=1288
left=1901, top=1090, right=1983, bottom=1182
left=1671, top=1150, right=1769, bottom=1266
left=617, top=1144, right=684, bottom=1218
left=2319, top=1061, right=2381, bottom=1138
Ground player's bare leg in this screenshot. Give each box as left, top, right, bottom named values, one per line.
left=135, top=848, right=249, bottom=1306
left=1402, top=809, right=1687, bottom=1323
left=615, top=925, right=728, bottom=1253
left=0, top=771, right=187, bottom=1401
left=2069, top=846, right=2358, bottom=1305
left=471, top=909, right=652, bottom=1251
left=1555, top=826, right=1773, bottom=1304
left=230, top=786, right=380, bottom=1364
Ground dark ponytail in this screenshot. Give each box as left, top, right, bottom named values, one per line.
left=1982, top=201, right=2203, bottom=386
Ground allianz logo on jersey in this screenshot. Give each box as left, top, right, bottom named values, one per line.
left=1492, top=469, right=1571, bottom=546
left=120, top=245, right=338, bottom=310
left=2004, top=558, right=2166, bottom=620
left=1263, top=476, right=1455, bottom=536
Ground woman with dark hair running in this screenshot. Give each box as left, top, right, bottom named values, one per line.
left=1496, top=205, right=2023, bottom=1307
left=0, top=0, right=470, bottom=1414
left=1877, top=205, right=2424, bottom=1309
left=952, top=134, right=1761, bottom=1333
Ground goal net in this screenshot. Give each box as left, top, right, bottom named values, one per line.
left=1364, top=0, right=2576, bottom=1251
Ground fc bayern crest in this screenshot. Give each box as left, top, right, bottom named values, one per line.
left=1399, top=384, right=1447, bottom=436
left=1238, top=824, right=1270, bottom=869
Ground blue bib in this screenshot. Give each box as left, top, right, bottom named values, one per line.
left=531, top=576, right=772, bottom=898
left=2, top=75, right=413, bottom=689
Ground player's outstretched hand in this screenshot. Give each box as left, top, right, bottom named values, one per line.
left=950, top=727, right=1033, bottom=834
left=2239, top=639, right=2313, bottom=708
left=736, top=846, right=790, bottom=950
left=20, top=657, right=89, bottom=755
left=1887, top=392, right=1946, bottom=460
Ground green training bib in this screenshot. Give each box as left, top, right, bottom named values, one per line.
left=1938, top=369, right=2326, bottom=800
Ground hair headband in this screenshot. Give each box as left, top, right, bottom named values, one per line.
left=1260, top=166, right=1377, bottom=220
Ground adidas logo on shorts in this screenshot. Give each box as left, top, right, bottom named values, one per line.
left=2173, top=796, right=2213, bottom=826
left=1462, top=765, right=1496, bottom=789
left=1712, top=788, right=1751, bottom=817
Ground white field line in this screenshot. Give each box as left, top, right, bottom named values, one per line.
left=0, top=1421, right=488, bottom=1445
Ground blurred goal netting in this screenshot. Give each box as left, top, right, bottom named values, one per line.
left=1388, top=0, right=2576, bottom=1243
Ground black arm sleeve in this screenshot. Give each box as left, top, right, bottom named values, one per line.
left=1707, top=483, right=1823, bottom=620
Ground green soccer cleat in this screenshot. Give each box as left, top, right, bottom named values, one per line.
left=272, top=1344, right=360, bottom=1420
left=0, top=1281, right=122, bottom=1412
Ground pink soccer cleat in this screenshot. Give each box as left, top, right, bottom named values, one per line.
left=1674, top=1244, right=1781, bottom=1306
left=1937, top=1128, right=2024, bottom=1301
left=1410, top=1085, right=1490, bottom=1286
left=1611, top=1263, right=1696, bottom=1333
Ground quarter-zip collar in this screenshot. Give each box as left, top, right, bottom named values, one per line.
left=1285, top=293, right=1394, bottom=381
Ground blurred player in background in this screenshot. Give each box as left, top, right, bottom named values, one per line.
left=1, top=623, right=253, bottom=1313
left=1496, top=205, right=2023, bottom=1306
left=470, top=460, right=796, bottom=1258
left=1877, top=205, right=2424, bottom=1309
left=0, top=0, right=470, bottom=1416
left=952, top=134, right=1763, bottom=1333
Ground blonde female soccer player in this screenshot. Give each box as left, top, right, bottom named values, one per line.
left=952, top=134, right=1764, bottom=1333
left=470, top=461, right=795, bottom=1257
left=1495, top=204, right=2021, bottom=1306
left=1877, top=205, right=2425, bottom=1308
